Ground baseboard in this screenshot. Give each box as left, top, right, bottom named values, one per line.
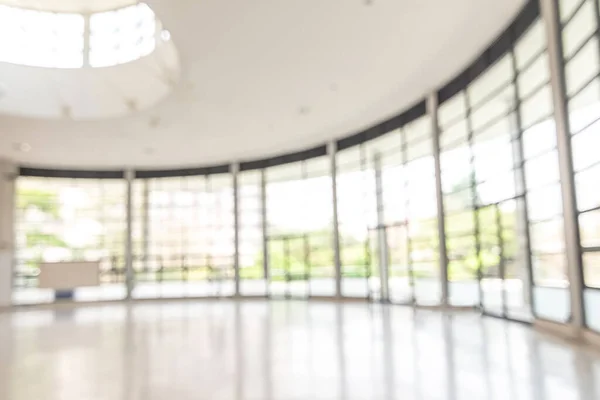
left=307, top=295, right=345, bottom=302
left=534, top=318, right=581, bottom=340
left=12, top=295, right=240, bottom=311
left=412, top=304, right=477, bottom=312
left=446, top=305, right=478, bottom=312
left=232, top=295, right=268, bottom=300
left=583, top=329, right=600, bottom=348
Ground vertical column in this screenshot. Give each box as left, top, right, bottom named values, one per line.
left=329, top=141, right=342, bottom=298
left=539, top=0, right=585, bottom=327
left=464, top=91, right=483, bottom=308
left=373, top=153, right=390, bottom=302
left=142, top=179, right=149, bottom=271
left=428, top=93, right=449, bottom=307
left=0, top=159, right=16, bottom=309
left=232, top=163, right=241, bottom=296
left=125, top=169, right=134, bottom=300
left=260, top=169, right=269, bottom=292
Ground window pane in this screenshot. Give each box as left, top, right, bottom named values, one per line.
left=576, top=163, right=600, bottom=211
left=580, top=210, right=600, bottom=248
left=532, top=252, right=568, bottom=286
left=476, top=172, right=516, bottom=205
left=522, top=121, right=558, bottom=159
left=584, top=289, right=600, bottom=332
left=525, top=151, right=561, bottom=190
left=572, top=120, right=600, bottom=171
left=520, top=85, right=554, bottom=128
left=440, top=119, right=469, bottom=148
left=468, top=56, right=513, bottom=107
left=528, top=184, right=563, bottom=222
left=470, top=86, right=514, bottom=133
left=568, top=79, right=600, bottom=133
left=517, top=52, right=550, bottom=99
left=90, top=3, right=156, bottom=68
left=562, top=0, right=597, bottom=59
left=530, top=219, right=565, bottom=254
left=534, top=286, right=570, bottom=322
left=0, top=5, right=84, bottom=68
left=565, top=36, right=600, bottom=96
left=583, top=253, right=600, bottom=288
left=515, top=21, right=546, bottom=70
left=439, top=93, right=466, bottom=127
left=560, top=0, right=585, bottom=22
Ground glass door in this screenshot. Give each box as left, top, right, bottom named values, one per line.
left=479, top=204, right=506, bottom=316
left=268, top=235, right=309, bottom=299
left=368, top=223, right=413, bottom=304
left=387, top=223, right=413, bottom=304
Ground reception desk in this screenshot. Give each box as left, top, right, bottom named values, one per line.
left=39, top=261, right=100, bottom=290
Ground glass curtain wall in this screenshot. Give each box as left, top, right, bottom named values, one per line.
left=558, top=0, right=600, bottom=332
left=238, top=170, right=266, bottom=296
left=336, top=144, right=376, bottom=298
left=364, top=129, right=408, bottom=303
left=466, top=53, right=530, bottom=320
left=14, top=2, right=598, bottom=329
left=265, top=157, right=334, bottom=298
left=403, top=116, right=440, bottom=305
left=356, top=115, right=439, bottom=305
left=517, top=18, right=570, bottom=322
left=132, top=173, right=235, bottom=299
left=15, top=177, right=127, bottom=304
left=437, top=15, right=562, bottom=321
left=439, top=91, right=482, bottom=307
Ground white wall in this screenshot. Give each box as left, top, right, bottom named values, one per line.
left=0, top=159, right=15, bottom=308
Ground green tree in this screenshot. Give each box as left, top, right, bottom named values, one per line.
left=18, top=187, right=60, bottom=218
left=17, top=187, right=65, bottom=270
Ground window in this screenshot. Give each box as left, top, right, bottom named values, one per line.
left=0, top=3, right=157, bottom=69
left=90, top=3, right=156, bottom=68
left=0, top=6, right=84, bottom=68
left=559, top=0, right=600, bottom=330
left=132, top=174, right=235, bottom=299
left=15, top=177, right=126, bottom=303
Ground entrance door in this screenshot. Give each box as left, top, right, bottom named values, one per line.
left=386, top=223, right=414, bottom=304
left=479, top=199, right=533, bottom=322
left=268, top=235, right=309, bottom=299
left=479, top=204, right=506, bottom=317
left=367, top=223, right=413, bottom=304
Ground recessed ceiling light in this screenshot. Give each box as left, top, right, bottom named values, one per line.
left=161, top=29, right=171, bottom=41
left=13, top=142, right=31, bottom=152
left=299, top=106, right=310, bottom=115
left=126, top=98, right=138, bottom=112
left=62, top=105, right=72, bottom=119
left=149, top=116, right=161, bottom=128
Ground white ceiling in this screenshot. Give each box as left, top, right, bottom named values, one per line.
left=0, top=40, right=180, bottom=120
left=0, top=0, right=527, bottom=169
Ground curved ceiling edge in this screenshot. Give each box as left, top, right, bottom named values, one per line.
left=16, top=0, right=539, bottom=179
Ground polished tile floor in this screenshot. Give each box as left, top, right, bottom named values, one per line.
left=0, top=300, right=598, bottom=400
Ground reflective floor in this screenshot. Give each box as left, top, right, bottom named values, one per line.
left=0, top=301, right=598, bottom=400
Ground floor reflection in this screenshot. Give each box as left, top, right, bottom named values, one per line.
left=0, top=300, right=598, bottom=400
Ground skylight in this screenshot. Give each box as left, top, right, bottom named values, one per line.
left=0, top=3, right=157, bottom=69
left=90, top=3, right=156, bottom=68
